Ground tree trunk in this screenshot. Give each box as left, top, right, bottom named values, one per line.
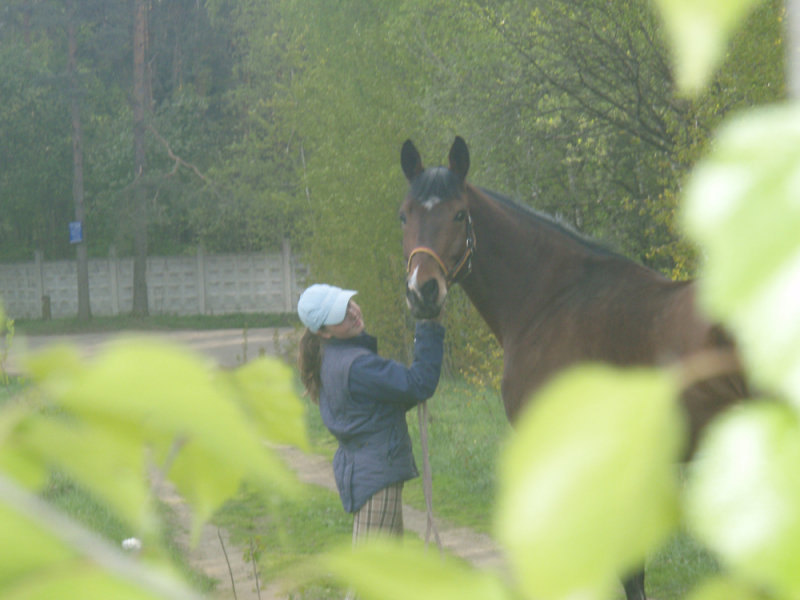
left=132, top=0, right=149, bottom=316
left=67, top=1, right=91, bottom=322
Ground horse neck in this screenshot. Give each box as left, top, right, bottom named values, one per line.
left=459, top=186, right=594, bottom=346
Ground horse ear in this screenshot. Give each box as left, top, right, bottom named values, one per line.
left=401, top=139, right=424, bottom=181
left=448, top=136, right=470, bottom=181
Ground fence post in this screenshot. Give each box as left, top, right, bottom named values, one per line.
left=34, top=250, right=45, bottom=318
left=282, top=238, right=293, bottom=313
left=197, top=246, right=207, bottom=315
left=109, top=245, right=120, bottom=316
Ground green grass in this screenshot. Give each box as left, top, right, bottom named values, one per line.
left=0, top=378, right=25, bottom=404
left=13, top=312, right=299, bottom=335
left=647, top=529, right=720, bottom=599
left=214, top=484, right=352, bottom=599
left=405, top=379, right=510, bottom=532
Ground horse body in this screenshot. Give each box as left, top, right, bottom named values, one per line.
left=400, top=136, right=747, bottom=599
left=461, top=187, right=736, bottom=443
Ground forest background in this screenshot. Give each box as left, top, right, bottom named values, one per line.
left=0, top=0, right=786, bottom=383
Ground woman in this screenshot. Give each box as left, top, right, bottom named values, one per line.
left=297, top=283, right=445, bottom=543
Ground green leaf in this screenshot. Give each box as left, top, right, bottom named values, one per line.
left=3, top=569, right=162, bottom=600
left=0, top=502, right=74, bottom=585
left=165, top=439, right=245, bottom=543
left=22, top=417, right=155, bottom=535
left=21, top=338, right=302, bottom=535
left=0, top=481, right=200, bottom=600
left=322, top=538, right=512, bottom=600
left=23, top=344, right=87, bottom=390
left=0, top=404, right=47, bottom=489
left=222, top=357, right=309, bottom=449
left=494, top=364, right=684, bottom=600
left=682, top=104, right=800, bottom=407
left=652, top=0, right=763, bottom=94
left=685, top=402, right=800, bottom=598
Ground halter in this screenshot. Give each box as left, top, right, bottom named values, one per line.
left=407, top=213, right=476, bottom=286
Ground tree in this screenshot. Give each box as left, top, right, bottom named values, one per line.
left=131, top=0, right=149, bottom=317
left=66, top=0, right=91, bottom=321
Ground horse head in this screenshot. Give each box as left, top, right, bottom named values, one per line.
left=400, top=136, right=475, bottom=319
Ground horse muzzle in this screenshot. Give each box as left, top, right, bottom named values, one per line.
left=406, top=277, right=445, bottom=319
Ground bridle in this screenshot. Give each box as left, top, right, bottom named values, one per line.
left=406, top=212, right=477, bottom=286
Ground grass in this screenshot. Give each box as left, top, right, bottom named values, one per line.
left=214, top=484, right=352, bottom=599
left=404, top=378, right=511, bottom=532
left=648, top=530, right=720, bottom=599
left=0, top=378, right=25, bottom=403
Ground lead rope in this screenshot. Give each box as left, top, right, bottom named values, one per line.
left=417, top=400, right=443, bottom=555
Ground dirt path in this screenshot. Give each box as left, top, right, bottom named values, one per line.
left=160, top=445, right=504, bottom=599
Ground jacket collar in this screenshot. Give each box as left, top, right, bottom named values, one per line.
left=325, top=331, right=377, bottom=353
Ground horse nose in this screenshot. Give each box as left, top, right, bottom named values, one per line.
left=420, top=278, right=439, bottom=305
left=406, top=277, right=439, bottom=306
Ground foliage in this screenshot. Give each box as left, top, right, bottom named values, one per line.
left=0, top=333, right=308, bottom=598
left=683, top=103, right=800, bottom=402
left=0, top=21, right=72, bottom=260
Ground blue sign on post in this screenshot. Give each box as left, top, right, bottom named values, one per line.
left=69, top=221, right=83, bottom=244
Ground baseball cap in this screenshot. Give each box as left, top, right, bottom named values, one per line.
left=297, top=284, right=357, bottom=333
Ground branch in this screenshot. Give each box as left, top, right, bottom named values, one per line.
left=146, top=124, right=223, bottom=199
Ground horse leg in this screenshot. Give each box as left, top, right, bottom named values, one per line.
left=622, top=567, right=646, bottom=600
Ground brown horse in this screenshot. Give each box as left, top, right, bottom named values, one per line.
left=399, top=136, right=747, bottom=600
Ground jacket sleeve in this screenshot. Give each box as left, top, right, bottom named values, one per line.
left=348, top=321, right=445, bottom=407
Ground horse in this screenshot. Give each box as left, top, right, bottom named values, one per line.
left=399, top=136, right=748, bottom=600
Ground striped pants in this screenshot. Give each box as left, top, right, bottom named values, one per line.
left=351, top=481, right=404, bottom=544
left=345, top=482, right=404, bottom=600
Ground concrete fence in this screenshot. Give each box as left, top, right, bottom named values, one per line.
left=0, top=240, right=308, bottom=320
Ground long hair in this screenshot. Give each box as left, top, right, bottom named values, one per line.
left=298, top=328, right=323, bottom=403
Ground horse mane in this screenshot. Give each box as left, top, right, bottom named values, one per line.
left=477, top=186, right=632, bottom=262
left=410, top=167, right=645, bottom=268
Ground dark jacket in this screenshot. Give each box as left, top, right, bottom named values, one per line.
left=319, top=320, right=445, bottom=512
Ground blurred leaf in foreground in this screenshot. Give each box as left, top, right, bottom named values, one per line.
left=17, top=338, right=304, bottom=538
left=683, top=104, right=800, bottom=408
left=321, top=537, right=511, bottom=600
left=494, top=365, right=684, bottom=600
left=686, top=402, right=800, bottom=599
left=652, top=0, right=764, bottom=94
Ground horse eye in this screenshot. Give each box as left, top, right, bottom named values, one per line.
left=399, top=212, right=407, bottom=225
left=454, top=210, right=467, bottom=222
